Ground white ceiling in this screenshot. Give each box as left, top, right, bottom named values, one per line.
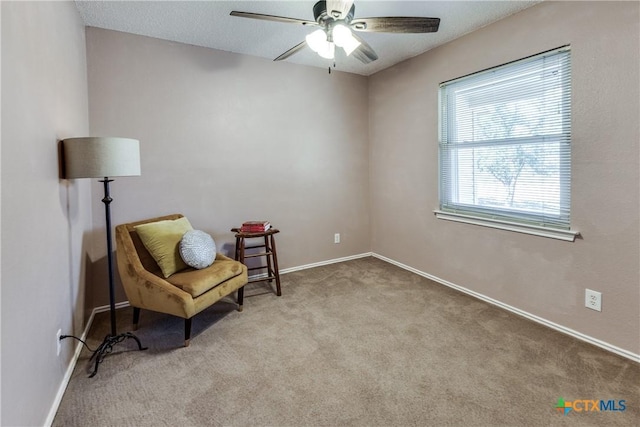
left=75, top=0, right=541, bottom=76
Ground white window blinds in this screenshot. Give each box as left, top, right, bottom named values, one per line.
left=439, top=46, right=572, bottom=231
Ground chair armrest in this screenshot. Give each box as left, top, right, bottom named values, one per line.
left=216, top=253, right=235, bottom=262
left=116, top=224, right=196, bottom=319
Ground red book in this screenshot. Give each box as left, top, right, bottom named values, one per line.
left=241, top=221, right=271, bottom=232
left=242, top=221, right=269, bottom=227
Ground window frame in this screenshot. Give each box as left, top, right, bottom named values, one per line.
left=435, top=46, right=579, bottom=242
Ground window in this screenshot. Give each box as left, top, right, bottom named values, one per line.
left=437, top=46, right=579, bottom=241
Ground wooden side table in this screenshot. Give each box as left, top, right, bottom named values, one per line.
left=231, top=227, right=282, bottom=296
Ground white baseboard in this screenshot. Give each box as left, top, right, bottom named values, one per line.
left=279, top=252, right=373, bottom=275
left=94, top=300, right=131, bottom=313
left=44, top=301, right=132, bottom=426
left=244, top=253, right=372, bottom=281
left=44, top=310, right=94, bottom=426
left=372, top=252, right=640, bottom=363
left=46, top=251, right=637, bottom=425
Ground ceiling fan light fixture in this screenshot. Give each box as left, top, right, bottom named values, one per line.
left=231, top=1, right=441, bottom=64
left=305, top=29, right=335, bottom=59
left=332, top=24, right=361, bottom=56
left=318, top=41, right=335, bottom=59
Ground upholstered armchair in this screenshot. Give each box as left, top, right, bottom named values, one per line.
left=115, top=214, right=248, bottom=346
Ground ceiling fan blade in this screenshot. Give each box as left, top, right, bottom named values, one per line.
left=326, top=0, right=355, bottom=20
left=350, top=33, right=378, bottom=64
left=230, top=11, right=318, bottom=27
left=351, top=17, right=440, bottom=33
left=274, top=41, right=308, bottom=61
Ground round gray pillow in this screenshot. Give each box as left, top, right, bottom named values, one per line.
left=179, top=230, right=216, bottom=269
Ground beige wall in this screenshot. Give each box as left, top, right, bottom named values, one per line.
left=84, top=28, right=371, bottom=307
left=370, top=1, right=640, bottom=354
left=1, top=2, right=91, bottom=426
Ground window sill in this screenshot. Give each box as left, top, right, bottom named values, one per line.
left=433, top=210, right=580, bottom=242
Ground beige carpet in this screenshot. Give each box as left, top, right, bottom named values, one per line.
left=54, top=257, right=639, bottom=426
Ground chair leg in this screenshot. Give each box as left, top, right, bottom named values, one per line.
left=237, top=286, right=244, bottom=312
left=184, top=318, right=192, bottom=347
left=132, top=307, right=141, bottom=331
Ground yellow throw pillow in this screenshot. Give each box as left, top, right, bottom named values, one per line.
left=135, top=217, right=194, bottom=278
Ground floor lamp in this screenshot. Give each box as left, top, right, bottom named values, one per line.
left=62, top=137, right=147, bottom=377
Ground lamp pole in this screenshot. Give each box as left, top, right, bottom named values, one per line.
left=102, top=178, right=117, bottom=336
left=86, top=178, right=147, bottom=377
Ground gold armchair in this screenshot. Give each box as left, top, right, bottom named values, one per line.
left=115, top=214, right=247, bottom=346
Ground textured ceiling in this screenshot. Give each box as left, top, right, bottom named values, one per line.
left=75, top=0, right=541, bottom=76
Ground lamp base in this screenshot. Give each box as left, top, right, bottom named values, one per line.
left=88, top=332, right=147, bottom=378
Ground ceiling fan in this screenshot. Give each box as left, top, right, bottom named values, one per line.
left=230, top=0, right=440, bottom=64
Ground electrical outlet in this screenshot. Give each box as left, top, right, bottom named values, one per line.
left=56, top=329, right=62, bottom=356
left=585, top=289, right=602, bottom=312
left=334, top=233, right=340, bottom=244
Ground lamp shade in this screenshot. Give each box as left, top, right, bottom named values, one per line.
left=63, top=137, right=141, bottom=179
left=305, top=29, right=335, bottom=59
left=333, top=24, right=360, bottom=56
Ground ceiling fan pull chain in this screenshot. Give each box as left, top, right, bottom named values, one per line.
left=329, top=60, right=337, bottom=74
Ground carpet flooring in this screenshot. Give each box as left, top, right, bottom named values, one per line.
left=53, top=257, right=639, bottom=426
